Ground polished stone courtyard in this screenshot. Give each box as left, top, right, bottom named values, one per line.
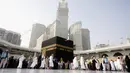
left=0, top=69, right=129, bottom=73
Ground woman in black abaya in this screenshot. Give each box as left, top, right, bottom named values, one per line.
left=35, top=55, right=42, bottom=69
left=22, top=59, right=28, bottom=68
left=91, top=56, right=96, bottom=70
left=125, top=55, right=130, bottom=72
left=7, top=56, right=14, bottom=68
left=53, top=57, right=58, bottom=69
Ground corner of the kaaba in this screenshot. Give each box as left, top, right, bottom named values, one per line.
left=41, top=36, right=74, bottom=62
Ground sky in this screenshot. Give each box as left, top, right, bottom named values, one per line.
left=0, top=0, right=130, bottom=48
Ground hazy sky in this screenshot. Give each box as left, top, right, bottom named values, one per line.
left=0, top=0, right=130, bottom=48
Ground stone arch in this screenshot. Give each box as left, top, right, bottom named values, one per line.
left=113, top=52, right=123, bottom=57
left=101, top=54, right=108, bottom=57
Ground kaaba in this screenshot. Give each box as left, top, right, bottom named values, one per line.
left=41, top=36, right=74, bottom=62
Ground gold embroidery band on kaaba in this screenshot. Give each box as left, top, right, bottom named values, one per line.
left=41, top=44, right=74, bottom=51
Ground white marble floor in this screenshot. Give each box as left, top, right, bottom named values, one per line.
left=0, top=69, right=129, bottom=73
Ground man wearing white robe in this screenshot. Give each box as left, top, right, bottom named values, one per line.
left=17, top=55, right=25, bottom=68
left=114, top=60, right=118, bottom=70
left=73, top=56, right=79, bottom=69
left=117, top=57, right=122, bottom=70
left=85, top=61, right=88, bottom=70
left=96, top=59, right=100, bottom=70
left=110, top=60, right=116, bottom=71
left=30, top=53, right=37, bottom=68
left=69, top=62, right=73, bottom=70
left=49, top=54, right=54, bottom=68
left=80, top=56, right=86, bottom=70
left=40, top=55, right=46, bottom=68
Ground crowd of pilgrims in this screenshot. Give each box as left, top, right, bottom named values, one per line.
left=0, top=50, right=130, bottom=72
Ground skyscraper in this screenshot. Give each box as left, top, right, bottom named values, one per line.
left=11, top=32, right=21, bottom=45
left=0, top=28, right=21, bottom=45
left=0, top=28, right=6, bottom=39
left=69, top=22, right=83, bottom=50
left=69, top=22, right=91, bottom=50
left=29, top=23, right=46, bottom=48
left=55, top=0, right=69, bottom=39
left=81, top=29, right=91, bottom=50
left=45, top=0, right=69, bottom=40
left=46, top=21, right=56, bottom=40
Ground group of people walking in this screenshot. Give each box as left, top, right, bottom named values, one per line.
left=72, top=55, right=130, bottom=72
left=0, top=49, right=130, bottom=72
